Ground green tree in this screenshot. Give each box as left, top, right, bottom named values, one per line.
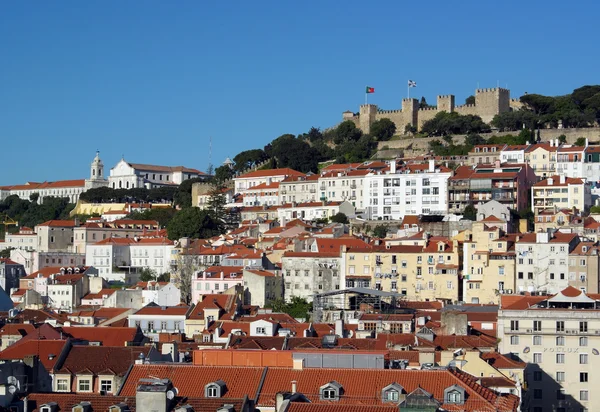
left=330, top=212, right=349, bottom=224
left=419, top=96, right=432, bottom=109
left=126, top=207, right=177, bottom=228
left=139, top=268, right=158, bottom=282
left=465, top=134, right=487, bottom=146
left=370, top=118, right=396, bottom=141
left=404, top=124, right=417, bottom=135
left=173, top=178, right=204, bottom=208
left=575, top=137, right=587, bottom=147
left=465, top=95, right=475, bottom=105
left=307, top=126, right=324, bottom=142
left=462, top=204, right=477, bottom=221
left=491, top=110, right=538, bottom=132
left=590, top=205, right=600, bottom=214
left=268, top=296, right=312, bottom=321
left=29, top=193, right=39, bottom=203
left=206, top=185, right=227, bottom=231
left=334, top=121, right=362, bottom=144
left=167, top=207, right=222, bottom=240
left=372, top=224, right=388, bottom=238
left=233, top=149, right=268, bottom=172
left=558, top=134, right=567, bottom=144
left=421, top=112, right=490, bottom=136
left=213, top=165, right=235, bottom=185
left=0, top=247, right=14, bottom=259
left=269, top=134, right=320, bottom=173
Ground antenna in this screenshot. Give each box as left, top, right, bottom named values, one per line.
left=209, top=136, right=212, bottom=166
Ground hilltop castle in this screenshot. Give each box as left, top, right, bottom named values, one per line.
left=343, top=87, right=523, bottom=133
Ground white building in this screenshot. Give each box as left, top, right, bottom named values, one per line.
left=85, top=237, right=175, bottom=282
left=278, top=174, right=319, bottom=205
left=364, top=160, right=452, bottom=220
left=129, top=281, right=181, bottom=306
left=242, top=182, right=280, bottom=206
left=4, top=227, right=37, bottom=251
left=108, top=158, right=207, bottom=189
left=318, top=169, right=369, bottom=211
left=500, top=145, right=528, bottom=163
left=277, top=201, right=355, bottom=222
left=84, top=151, right=109, bottom=190
left=0, top=180, right=86, bottom=204
left=515, top=231, right=580, bottom=294
left=233, top=168, right=305, bottom=194
left=281, top=251, right=342, bottom=302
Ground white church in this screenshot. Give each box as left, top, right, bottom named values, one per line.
left=0, top=152, right=208, bottom=203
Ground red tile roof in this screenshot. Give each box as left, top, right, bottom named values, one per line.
left=56, top=345, right=151, bottom=375
left=127, top=162, right=204, bottom=174
left=133, top=304, right=190, bottom=316
left=480, top=352, right=526, bottom=369
left=25, top=394, right=132, bottom=412
left=238, top=168, right=305, bottom=179
left=59, top=326, right=143, bottom=346
left=36, top=219, right=77, bottom=227
left=0, top=339, right=67, bottom=371
left=287, top=405, right=397, bottom=412
left=533, top=175, right=585, bottom=187
left=119, top=364, right=265, bottom=398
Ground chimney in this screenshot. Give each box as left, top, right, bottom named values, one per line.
left=494, top=159, right=501, bottom=168
left=291, top=380, right=297, bottom=394
left=335, top=318, right=344, bottom=338
left=136, top=378, right=173, bottom=412
left=550, top=139, right=554, bottom=147
left=390, top=160, right=397, bottom=174
left=560, top=175, right=566, bottom=184
left=586, top=138, right=589, bottom=147
left=292, top=358, right=304, bottom=370
left=555, top=138, right=559, bottom=147
left=428, top=159, right=435, bottom=172
left=547, top=177, right=554, bottom=186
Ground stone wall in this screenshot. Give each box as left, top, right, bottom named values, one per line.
left=347, top=87, right=512, bottom=133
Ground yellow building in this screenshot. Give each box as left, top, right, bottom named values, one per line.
left=524, top=142, right=557, bottom=179
left=532, top=175, right=591, bottom=215
left=342, top=236, right=460, bottom=303
left=462, top=222, right=516, bottom=304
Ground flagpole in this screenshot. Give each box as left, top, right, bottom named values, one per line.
left=407, top=81, right=410, bottom=99
left=365, top=87, right=368, bottom=105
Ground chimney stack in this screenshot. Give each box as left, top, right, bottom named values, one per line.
left=428, top=159, right=435, bottom=173
left=390, top=160, right=397, bottom=174
left=291, top=380, right=297, bottom=394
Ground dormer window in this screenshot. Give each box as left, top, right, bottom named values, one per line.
left=382, top=382, right=405, bottom=403
left=444, top=384, right=466, bottom=404
left=205, top=380, right=226, bottom=398
left=320, top=381, right=343, bottom=401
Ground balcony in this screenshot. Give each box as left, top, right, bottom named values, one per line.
left=309, top=188, right=316, bottom=193
left=516, top=328, right=600, bottom=335
left=350, top=183, right=357, bottom=189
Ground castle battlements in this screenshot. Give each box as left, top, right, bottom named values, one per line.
left=344, top=87, right=512, bottom=133
left=476, top=87, right=509, bottom=94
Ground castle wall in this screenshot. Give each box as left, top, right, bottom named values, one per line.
left=345, top=88, right=513, bottom=134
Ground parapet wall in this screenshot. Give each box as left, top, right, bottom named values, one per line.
left=346, top=87, right=511, bottom=134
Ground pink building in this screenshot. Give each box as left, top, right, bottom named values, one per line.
left=191, top=266, right=243, bottom=304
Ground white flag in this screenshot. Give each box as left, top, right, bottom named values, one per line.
left=408, top=80, right=417, bottom=88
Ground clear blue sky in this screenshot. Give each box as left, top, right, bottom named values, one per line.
left=1, top=0, right=598, bottom=185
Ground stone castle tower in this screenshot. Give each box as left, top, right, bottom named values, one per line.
left=84, top=151, right=109, bottom=190
left=343, top=87, right=516, bottom=134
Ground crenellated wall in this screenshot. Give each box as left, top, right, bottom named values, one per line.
left=344, top=87, right=513, bottom=134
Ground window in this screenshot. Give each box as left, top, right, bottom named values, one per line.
left=556, top=371, right=565, bottom=382
left=556, top=353, right=565, bottom=363
left=580, top=390, right=589, bottom=401
left=556, top=336, right=565, bottom=346
left=101, top=379, right=112, bottom=393
left=510, top=320, right=519, bottom=331
left=78, top=379, right=91, bottom=392
left=510, top=336, right=519, bottom=345
left=207, top=386, right=218, bottom=397
left=322, top=389, right=337, bottom=399
left=580, top=353, right=588, bottom=364
left=580, top=321, right=588, bottom=332
left=533, top=353, right=542, bottom=363
left=533, top=371, right=542, bottom=381
left=533, top=320, right=541, bottom=331
left=384, top=390, right=399, bottom=402
left=148, top=321, right=154, bottom=331
left=533, top=335, right=542, bottom=345
left=533, top=389, right=542, bottom=399
left=556, top=321, right=565, bottom=332
left=446, top=389, right=463, bottom=404
left=161, top=321, right=167, bottom=330
left=256, top=327, right=266, bottom=334
left=57, top=379, right=68, bottom=391
left=580, top=372, right=588, bottom=382
left=580, top=337, right=588, bottom=346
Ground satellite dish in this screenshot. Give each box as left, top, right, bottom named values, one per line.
left=166, top=387, right=178, bottom=400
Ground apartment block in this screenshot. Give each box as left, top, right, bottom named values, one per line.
left=532, top=175, right=591, bottom=215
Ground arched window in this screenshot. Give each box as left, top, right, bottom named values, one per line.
left=319, top=381, right=343, bottom=401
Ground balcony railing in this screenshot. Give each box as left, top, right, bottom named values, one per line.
left=512, top=328, right=600, bottom=335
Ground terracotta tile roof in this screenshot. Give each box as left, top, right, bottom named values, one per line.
left=59, top=326, right=143, bottom=346
left=237, top=168, right=305, bottom=179
left=286, top=337, right=387, bottom=351
left=257, top=367, right=518, bottom=410
left=119, top=364, right=265, bottom=398
left=0, top=323, right=36, bottom=337
left=133, top=303, right=190, bottom=316
left=128, top=281, right=170, bottom=290
left=245, top=181, right=280, bottom=190
left=481, top=352, right=526, bottom=369
left=127, top=162, right=204, bottom=174
left=481, top=215, right=504, bottom=222
left=56, top=345, right=151, bottom=375
left=188, top=294, right=236, bottom=320
left=315, top=237, right=370, bottom=251
left=533, top=175, right=585, bottom=187
left=36, top=219, right=77, bottom=227
left=500, top=294, right=547, bottom=310
left=229, top=336, right=286, bottom=350
left=245, top=269, right=276, bottom=277
left=25, top=394, right=131, bottom=412
left=0, top=339, right=67, bottom=371
left=200, top=266, right=244, bottom=279
left=283, top=251, right=341, bottom=258
left=23, top=266, right=89, bottom=279
left=0, top=258, right=19, bottom=265
left=479, top=376, right=517, bottom=388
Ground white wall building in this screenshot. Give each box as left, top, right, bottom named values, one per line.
left=515, top=232, right=580, bottom=294
left=277, top=201, right=355, bottom=222
left=233, top=168, right=305, bottom=194
left=318, top=169, right=369, bottom=211
left=108, top=158, right=207, bottom=189
left=278, top=174, right=319, bottom=205
left=364, top=160, right=452, bottom=220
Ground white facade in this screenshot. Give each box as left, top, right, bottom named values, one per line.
left=500, top=147, right=526, bottom=163
left=364, top=161, right=451, bottom=220
left=84, top=151, right=109, bottom=190
left=318, top=171, right=368, bottom=211
left=4, top=229, right=37, bottom=251
left=515, top=232, right=577, bottom=294
left=277, top=201, right=355, bottom=222
left=108, top=159, right=205, bottom=189
left=233, top=168, right=305, bottom=194
left=278, top=176, right=319, bottom=205
left=281, top=252, right=341, bottom=302
left=138, top=282, right=181, bottom=306
left=243, top=183, right=280, bottom=206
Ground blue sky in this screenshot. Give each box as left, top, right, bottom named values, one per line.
left=1, top=0, right=598, bottom=185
